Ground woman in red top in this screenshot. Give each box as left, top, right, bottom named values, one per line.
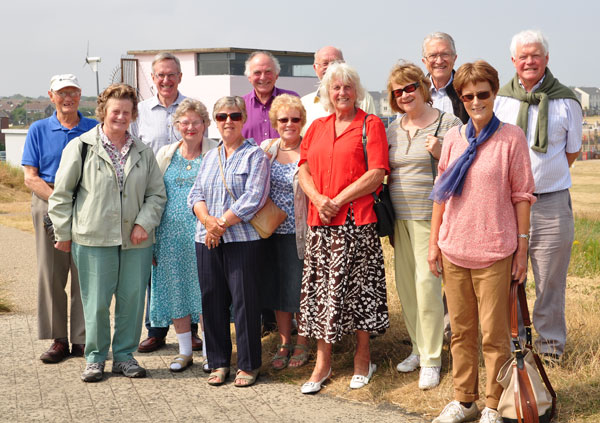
left=297, top=62, right=390, bottom=394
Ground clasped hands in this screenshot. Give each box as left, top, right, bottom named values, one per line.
left=315, top=194, right=340, bottom=225
left=204, top=216, right=227, bottom=249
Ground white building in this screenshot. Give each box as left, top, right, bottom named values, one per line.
left=2, top=129, right=27, bottom=167
left=574, top=87, right=600, bottom=114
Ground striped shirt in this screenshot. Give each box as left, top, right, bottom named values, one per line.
left=187, top=139, right=270, bottom=243
left=494, top=78, right=582, bottom=194
left=387, top=110, right=462, bottom=220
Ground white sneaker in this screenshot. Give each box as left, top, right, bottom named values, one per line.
left=418, top=366, right=441, bottom=390
left=479, top=407, right=503, bottom=423
left=432, top=400, right=479, bottom=423
left=396, top=353, right=420, bottom=373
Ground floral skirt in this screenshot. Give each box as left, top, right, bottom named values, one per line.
left=298, top=212, right=389, bottom=343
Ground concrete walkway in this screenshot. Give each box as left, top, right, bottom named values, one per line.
left=0, top=224, right=426, bottom=422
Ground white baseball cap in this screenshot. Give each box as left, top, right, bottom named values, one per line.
left=50, top=74, right=81, bottom=91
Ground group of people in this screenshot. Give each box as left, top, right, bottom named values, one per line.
left=23, top=27, right=581, bottom=423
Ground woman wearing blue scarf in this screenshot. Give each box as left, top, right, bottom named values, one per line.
left=428, top=61, right=536, bottom=423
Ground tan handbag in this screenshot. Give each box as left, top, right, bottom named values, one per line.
left=497, top=281, right=556, bottom=423
left=217, top=145, right=286, bottom=239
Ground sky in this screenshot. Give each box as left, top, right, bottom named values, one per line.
left=2, top=0, right=599, bottom=98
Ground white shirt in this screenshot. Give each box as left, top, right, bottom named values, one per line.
left=300, top=89, right=377, bottom=136
left=494, top=78, right=582, bottom=194
left=430, top=75, right=455, bottom=115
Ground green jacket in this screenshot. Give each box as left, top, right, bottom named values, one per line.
left=48, top=125, right=166, bottom=249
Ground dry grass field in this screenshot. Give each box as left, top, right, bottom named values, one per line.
left=1, top=159, right=599, bottom=421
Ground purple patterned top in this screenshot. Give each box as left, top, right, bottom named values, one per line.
left=100, top=125, right=134, bottom=191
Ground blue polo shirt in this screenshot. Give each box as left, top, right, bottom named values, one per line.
left=21, top=111, right=98, bottom=183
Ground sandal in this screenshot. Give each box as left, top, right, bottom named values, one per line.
left=207, top=367, right=230, bottom=386
left=289, top=344, right=309, bottom=368
left=202, top=358, right=211, bottom=373
left=170, top=354, right=193, bottom=372
left=234, top=369, right=259, bottom=387
left=270, top=343, right=292, bottom=370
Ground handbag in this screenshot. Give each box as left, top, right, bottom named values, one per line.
left=361, top=114, right=395, bottom=238
left=217, top=145, right=287, bottom=239
left=497, top=281, right=557, bottom=423
left=43, top=141, right=88, bottom=241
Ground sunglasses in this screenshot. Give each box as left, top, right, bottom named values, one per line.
left=460, top=91, right=492, bottom=102
left=392, top=82, right=420, bottom=98
left=215, top=112, right=243, bottom=122
left=277, top=117, right=302, bottom=124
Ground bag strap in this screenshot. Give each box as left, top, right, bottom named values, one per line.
left=217, top=145, right=238, bottom=202
left=429, top=111, right=444, bottom=183
left=73, top=141, right=88, bottom=201
left=360, top=114, right=380, bottom=203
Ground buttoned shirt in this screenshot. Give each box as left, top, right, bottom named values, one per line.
left=187, top=139, right=270, bottom=243
left=300, top=89, right=377, bottom=136
left=99, top=125, right=134, bottom=192
left=494, top=76, right=582, bottom=194
left=299, top=109, right=389, bottom=227
left=21, top=111, right=98, bottom=183
left=130, top=92, right=186, bottom=155
left=430, top=75, right=455, bottom=115
left=242, top=86, right=299, bottom=145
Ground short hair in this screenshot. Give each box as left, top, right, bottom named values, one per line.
left=268, top=94, right=307, bottom=129
left=96, top=83, right=138, bottom=122
left=318, top=62, right=366, bottom=114
left=212, top=96, right=247, bottom=124
left=244, top=51, right=281, bottom=77
left=173, top=98, right=211, bottom=129
left=314, top=46, right=344, bottom=62
left=152, top=52, right=182, bottom=74
left=422, top=32, right=457, bottom=56
left=453, top=60, right=500, bottom=96
left=510, top=29, right=549, bottom=58
left=386, top=61, right=432, bottom=114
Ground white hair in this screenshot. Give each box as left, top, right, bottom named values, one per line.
left=318, top=62, right=366, bottom=113
left=510, top=30, right=549, bottom=58
left=152, top=52, right=181, bottom=73
left=244, top=51, right=281, bottom=77
left=422, top=32, right=456, bottom=56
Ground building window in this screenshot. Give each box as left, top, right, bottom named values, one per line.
left=197, top=52, right=313, bottom=77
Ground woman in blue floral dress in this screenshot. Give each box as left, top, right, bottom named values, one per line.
left=151, top=99, right=217, bottom=371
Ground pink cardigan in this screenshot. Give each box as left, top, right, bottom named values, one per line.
left=437, top=123, right=536, bottom=269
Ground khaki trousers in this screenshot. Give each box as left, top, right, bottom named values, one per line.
left=32, top=193, right=85, bottom=343
left=443, top=254, right=512, bottom=409
left=394, top=220, right=443, bottom=366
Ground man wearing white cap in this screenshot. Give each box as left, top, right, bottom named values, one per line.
left=22, top=74, right=97, bottom=363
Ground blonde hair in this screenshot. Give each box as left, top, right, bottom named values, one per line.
left=174, top=98, right=211, bottom=128
left=386, top=61, right=432, bottom=114
left=268, top=94, right=307, bottom=129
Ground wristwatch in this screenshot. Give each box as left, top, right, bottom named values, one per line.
left=219, top=217, right=229, bottom=227
left=518, top=233, right=530, bottom=241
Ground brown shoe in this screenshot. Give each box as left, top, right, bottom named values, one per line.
left=191, top=332, right=203, bottom=351
left=137, top=336, right=166, bottom=353
left=40, top=340, right=70, bottom=363
left=71, top=344, right=85, bottom=357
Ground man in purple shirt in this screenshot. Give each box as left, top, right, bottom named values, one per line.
left=242, top=51, right=299, bottom=145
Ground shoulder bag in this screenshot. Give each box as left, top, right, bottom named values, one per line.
left=429, top=111, right=445, bottom=183
left=217, top=145, right=286, bottom=239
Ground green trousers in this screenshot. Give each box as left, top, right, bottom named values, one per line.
left=72, top=242, right=152, bottom=363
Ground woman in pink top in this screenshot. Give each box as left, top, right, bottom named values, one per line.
left=427, top=61, right=535, bottom=423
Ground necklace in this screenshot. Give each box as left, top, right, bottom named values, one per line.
left=278, top=139, right=301, bottom=151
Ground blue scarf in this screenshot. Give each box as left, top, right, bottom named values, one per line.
left=429, top=114, right=501, bottom=202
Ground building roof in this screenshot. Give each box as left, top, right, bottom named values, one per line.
left=127, top=47, right=314, bottom=57
left=575, top=86, right=600, bottom=96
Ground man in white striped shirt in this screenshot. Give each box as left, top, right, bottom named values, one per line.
left=494, top=29, right=582, bottom=364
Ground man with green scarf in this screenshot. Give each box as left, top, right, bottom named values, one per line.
left=494, top=29, right=582, bottom=365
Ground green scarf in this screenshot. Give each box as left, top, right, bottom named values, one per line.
left=497, top=68, right=580, bottom=153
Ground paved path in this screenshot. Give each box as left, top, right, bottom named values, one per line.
left=0, top=224, right=426, bottom=422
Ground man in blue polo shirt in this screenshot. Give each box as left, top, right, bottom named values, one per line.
left=22, top=74, right=97, bottom=364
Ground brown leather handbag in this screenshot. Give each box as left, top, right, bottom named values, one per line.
left=497, top=281, right=557, bottom=423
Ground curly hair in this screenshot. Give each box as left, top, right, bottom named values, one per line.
left=268, top=94, right=306, bottom=129
left=95, top=83, right=138, bottom=122
left=386, top=61, right=432, bottom=114
left=173, top=98, right=211, bottom=128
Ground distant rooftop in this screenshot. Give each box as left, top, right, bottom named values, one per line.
left=127, top=47, right=314, bottom=58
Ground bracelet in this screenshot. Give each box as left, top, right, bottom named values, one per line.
left=203, top=215, right=209, bottom=226
left=518, top=233, right=530, bottom=240
left=220, top=216, right=229, bottom=227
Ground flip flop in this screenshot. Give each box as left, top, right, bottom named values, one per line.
left=207, top=367, right=230, bottom=386
left=289, top=344, right=309, bottom=368
left=234, top=369, right=260, bottom=387
left=170, top=354, right=193, bottom=372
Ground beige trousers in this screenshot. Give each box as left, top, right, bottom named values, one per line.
left=394, top=220, right=443, bottom=367
left=32, top=193, right=85, bottom=343
left=442, top=254, right=512, bottom=409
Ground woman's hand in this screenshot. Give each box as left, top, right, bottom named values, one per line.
left=205, top=216, right=226, bottom=238
left=425, top=135, right=442, bottom=160
left=314, top=194, right=339, bottom=224
left=512, top=243, right=528, bottom=284
left=130, top=224, right=148, bottom=245
left=54, top=240, right=71, bottom=253
left=205, top=232, right=220, bottom=249
left=427, top=244, right=443, bottom=278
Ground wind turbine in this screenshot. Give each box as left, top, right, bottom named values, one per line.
left=84, top=42, right=101, bottom=96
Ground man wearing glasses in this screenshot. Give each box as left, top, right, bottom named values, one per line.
left=301, top=46, right=376, bottom=136
left=22, top=74, right=97, bottom=363
left=421, top=32, right=468, bottom=123
left=494, top=29, right=582, bottom=366
left=132, top=52, right=202, bottom=354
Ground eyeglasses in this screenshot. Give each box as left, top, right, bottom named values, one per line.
left=177, top=120, right=204, bottom=128
left=392, top=82, right=420, bottom=98
left=215, top=112, right=243, bottom=122
left=460, top=91, right=492, bottom=102
left=277, top=117, right=302, bottom=124
left=52, top=90, right=81, bottom=99
left=425, top=52, right=453, bottom=62
left=153, top=72, right=180, bottom=80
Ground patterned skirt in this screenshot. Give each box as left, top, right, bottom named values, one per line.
left=298, top=212, right=389, bottom=343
